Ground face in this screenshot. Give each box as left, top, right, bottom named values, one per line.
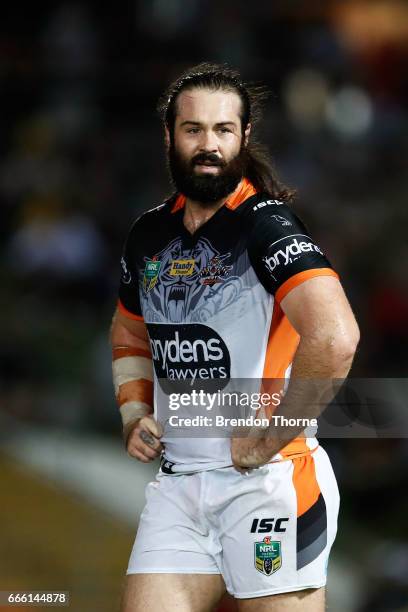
left=166, top=88, right=251, bottom=205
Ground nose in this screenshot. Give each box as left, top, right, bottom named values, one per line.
left=198, top=129, right=219, bottom=153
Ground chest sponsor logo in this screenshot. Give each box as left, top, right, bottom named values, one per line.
left=263, top=235, right=324, bottom=280
left=143, top=258, right=161, bottom=292
left=254, top=537, right=282, bottom=576
left=169, top=259, right=195, bottom=276
left=147, top=323, right=231, bottom=389
left=199, top=254, right=232, bottom=286
left=253, top=199, right=284, bottom=211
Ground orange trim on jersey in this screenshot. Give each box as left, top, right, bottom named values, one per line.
left=112, top=346, right=151, bottom=361
left=262, top=302, right=300, bottom=383
left=170, top=178, right=257, bottom=213
left=224, top=178, right=257, bottom=210
left=275, top=268, right=339, bottom=304
left=118, top=378, right=153, bottom=407
left=260, top=270, right=339, bottom=457
left=292, top=454, right=321, bottom=517
left=117, top=299, right=144, bottom=321
left=171, top=193, right=185, bottom=213
left=275, top=445, right=318, bottom=462
left=260, top=302, right=307, bottom=457
left=280, top=438, right=309, bottom=459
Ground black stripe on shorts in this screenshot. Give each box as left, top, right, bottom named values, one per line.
left=297, top=492, right=327, bottom=570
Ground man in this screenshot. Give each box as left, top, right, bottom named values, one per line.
left=110, top=63, right=359, bottom=612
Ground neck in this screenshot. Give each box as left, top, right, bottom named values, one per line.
left=183, top=196, right=227, bottom=235
left=185, top=194, right=229, bottom=214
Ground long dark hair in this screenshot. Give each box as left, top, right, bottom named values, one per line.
left=157, top=62, right=296, bottom=203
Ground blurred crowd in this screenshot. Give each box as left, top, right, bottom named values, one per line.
left=1, top=2, right=407, bottom=608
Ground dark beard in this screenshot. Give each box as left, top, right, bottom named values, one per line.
left=168, top=143, right=246, bottom=206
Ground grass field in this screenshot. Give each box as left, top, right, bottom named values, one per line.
left=0, top=453, right=135, bottom=612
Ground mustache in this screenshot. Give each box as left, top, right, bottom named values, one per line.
left=191, top=153, right=226, bottom=167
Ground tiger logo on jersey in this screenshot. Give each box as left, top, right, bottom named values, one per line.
left=141, top=237, right=249, bottom=324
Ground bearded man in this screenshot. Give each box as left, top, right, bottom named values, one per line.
left=110, top=63, right=359, bottom=612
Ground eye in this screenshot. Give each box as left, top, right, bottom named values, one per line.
left=218, top=127, right=232, bottom=133
left=187, top=127, right=200, bottom=134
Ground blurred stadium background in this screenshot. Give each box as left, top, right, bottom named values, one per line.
left=1, top=1, right=407, bottom=611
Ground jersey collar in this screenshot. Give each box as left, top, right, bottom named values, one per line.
left=170, top=178, right=257, bottom=213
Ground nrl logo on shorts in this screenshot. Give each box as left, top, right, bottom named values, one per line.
left=143, top=257, right=161, bottom=293
left=254, top=537, right=282, bottom=576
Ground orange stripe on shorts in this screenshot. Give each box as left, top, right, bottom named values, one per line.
left=292, top=454, right=321, bottom=517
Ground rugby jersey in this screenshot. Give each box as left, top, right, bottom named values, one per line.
left=118, top=179, right=338, bottom=473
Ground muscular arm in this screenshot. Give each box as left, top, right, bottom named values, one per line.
left=110, top=309, right=163, bottom=461
left=281, top=275, right=359, bottom=379
left=231, top=275, right=360, bottom=468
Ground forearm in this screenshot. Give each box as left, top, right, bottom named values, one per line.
left=112, top=346, right=154, bottom=439
left=263, top=333, right=358, bottom=455
left=110, top=313, right=154, bottom=442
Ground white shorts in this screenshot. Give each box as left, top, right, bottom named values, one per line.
left=127, top=446, right=340, bottom=598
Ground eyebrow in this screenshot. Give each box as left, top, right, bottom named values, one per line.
left=179, top=121, right=238, bottom=128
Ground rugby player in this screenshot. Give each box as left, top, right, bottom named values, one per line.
left=110, top=63, right=360, bottom=612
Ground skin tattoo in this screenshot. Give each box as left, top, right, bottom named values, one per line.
left=139, top=430, right=155, bottom=446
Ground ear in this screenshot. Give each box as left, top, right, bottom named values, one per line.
left=164, top=126, right=170, bottom=150
left=244, top=123, right=251, bottom=147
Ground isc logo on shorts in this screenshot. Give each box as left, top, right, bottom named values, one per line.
left=250, top=518, right=289, bottom=533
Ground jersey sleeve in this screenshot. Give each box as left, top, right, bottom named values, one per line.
left=247, top=202, right=338, bottom=303
left=117, top=222, right=144, bottom=321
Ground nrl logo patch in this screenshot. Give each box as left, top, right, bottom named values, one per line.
left=169, top=258, right=195, bottom=276
left=143, top=258, right=161, bottom=293
left=254, top=537, right=282, bottom=576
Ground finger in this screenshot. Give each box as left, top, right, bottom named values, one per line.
left=139, top=432, right=163, bottom=453
left=139, top=430, right=163, bottom=454
left=139, top=430, right=156, bottom=446
left=233, top=464, right=253, bottom=474
left=142, top=445, right=161, bottom=459
left=127, top=448, right=151, bottom=462
left=137, top=427, right=163, bottom=452
left=142, top=417, right=164, bottom=439
left=127, top=427, right=162, bottom=452
left=130, top=441, right=160, bottom=460
left=128, top=439, right=161, bottom=460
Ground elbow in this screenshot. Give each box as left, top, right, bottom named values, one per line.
left=342, top=320, right=360, bottom=359
left=327, top=321, right=360, bottom=367
left=109, top=317, right=117, bottom=347
left=109, top=310, right=123, bottom=348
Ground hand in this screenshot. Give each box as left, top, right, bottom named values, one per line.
left=231, top=436, right=277, bottom=472
left=125, top=416, right=164, bottom=462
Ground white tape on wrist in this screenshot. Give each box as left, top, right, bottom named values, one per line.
left=120, top=400, right=152, bottom=427
left=112, top=356, right=153, bottom=396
